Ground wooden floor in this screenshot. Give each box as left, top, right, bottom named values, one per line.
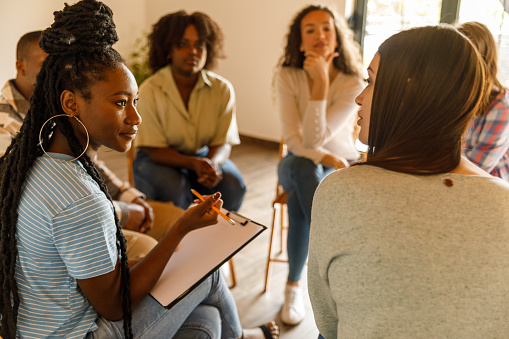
left=98, top=138, right=319, bottom=339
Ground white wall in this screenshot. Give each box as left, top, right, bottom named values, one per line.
left=0, top=0, right=348, bottom=142
left=0, top=0, right=60, bottom=81
left=144, top=0, right=350, bottom=141
left=0, top=0, right=145, bottom=81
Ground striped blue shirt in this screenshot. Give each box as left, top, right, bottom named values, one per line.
left=15, top=153, right=118, bottom=338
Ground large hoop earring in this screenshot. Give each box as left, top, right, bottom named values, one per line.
left=38, top=114, right=90, bottom=163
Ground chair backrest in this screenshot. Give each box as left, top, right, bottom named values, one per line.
left=278, top=137, right=287, bottom=161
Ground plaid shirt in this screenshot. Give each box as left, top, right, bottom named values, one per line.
left=464, top=91, right=509, bottom=181
left=0, top=80, right=26, bottom=154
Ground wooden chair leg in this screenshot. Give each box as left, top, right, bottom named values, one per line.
left=264, top=205, right=279, bottom=292
left=264, top=140, right=289, bottom=293
left=279, top=203, right=285, bottom=255
left=228, top=258, right=237, bottom=288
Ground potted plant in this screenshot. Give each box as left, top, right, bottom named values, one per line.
left=129, top=32, right=151, bottom=86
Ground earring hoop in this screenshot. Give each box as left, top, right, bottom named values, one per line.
left=38, top=114, right=90, bottom=163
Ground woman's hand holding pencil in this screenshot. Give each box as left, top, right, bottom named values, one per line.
left=191, top=189, right=235, bottom=225
left=172, top=191, right=224, bottom=237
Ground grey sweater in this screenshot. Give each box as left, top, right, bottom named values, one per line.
left=309, top=165, right=509, bottom=338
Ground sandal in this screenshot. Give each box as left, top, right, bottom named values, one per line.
left=259, top=321, right=279, bottom=339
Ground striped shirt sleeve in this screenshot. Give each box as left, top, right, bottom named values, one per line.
left=52, top=193, right=118, bottom=279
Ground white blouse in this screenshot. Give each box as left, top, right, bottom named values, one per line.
left=275, top=67, right=364, bottom=163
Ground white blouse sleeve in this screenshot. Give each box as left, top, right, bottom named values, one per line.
left=302, top=75, right=363, bottom=149
left=276, top=68, right=363, bottom=164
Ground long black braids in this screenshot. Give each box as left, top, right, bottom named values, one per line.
left=0, top=0, right=133, bottom=337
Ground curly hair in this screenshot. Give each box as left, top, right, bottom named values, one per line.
left=279, top=4, right=362, bottom=77
left=147, top=10, right=225, bottom=73
left=0, top=0, right=133, bottom=337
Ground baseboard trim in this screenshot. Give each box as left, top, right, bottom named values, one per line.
left=239, top=135, right=279, bottom=150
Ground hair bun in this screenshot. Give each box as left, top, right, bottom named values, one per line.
left=40, top=0, right=118, bottom=55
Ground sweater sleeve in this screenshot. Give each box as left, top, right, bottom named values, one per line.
left=308, top=170, right=350, bottom=339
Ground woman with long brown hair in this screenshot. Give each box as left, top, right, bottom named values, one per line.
left=308, top=24, right=509, bottom=338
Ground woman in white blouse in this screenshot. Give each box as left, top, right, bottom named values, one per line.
left=274, top=4, right=363, bottom=326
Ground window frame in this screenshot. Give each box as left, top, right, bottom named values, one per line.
left=351, top=0, right=461, bottom=55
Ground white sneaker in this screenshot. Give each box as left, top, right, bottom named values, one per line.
left=280, top=284, right=305, bottom=325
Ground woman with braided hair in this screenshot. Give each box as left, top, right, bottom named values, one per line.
left=0, top=1, right=278, bottom=338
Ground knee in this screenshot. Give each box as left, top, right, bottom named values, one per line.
left=219, top=185, right=245, bottom=212
left=220, top=172, right=246, bottom=197
left=283, top=156, right=316, bottom=173
left=217, top=166, right=246, bottom=211
left=174, top=305, right=221, bottom=339
left=123, top=230, right=158, bottom=260
left=278, top=155, right=316, bottom=186
left=134, top=156, right=176, bottom=185
left=134, top=158, right=192, bottom=206
left=174, top=328, right=219, bottom=339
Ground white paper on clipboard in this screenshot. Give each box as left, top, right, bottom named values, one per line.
left=149, top=209, right=266, bottom=309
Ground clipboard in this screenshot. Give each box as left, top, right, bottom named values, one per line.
left=150, top=209, right=266, bottom=309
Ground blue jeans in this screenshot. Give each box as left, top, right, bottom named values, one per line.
left=86, top=271, right=242, bottom=339
left=278, top=153, right=334, bottom=282
left=133, top=149, right=246, bottom=212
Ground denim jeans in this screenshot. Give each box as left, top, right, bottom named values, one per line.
left=86, top=271, right=242, bottom=339
left=133, top=149, right=246, bottom=212
left=278, top=153, right=334, bottom=282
